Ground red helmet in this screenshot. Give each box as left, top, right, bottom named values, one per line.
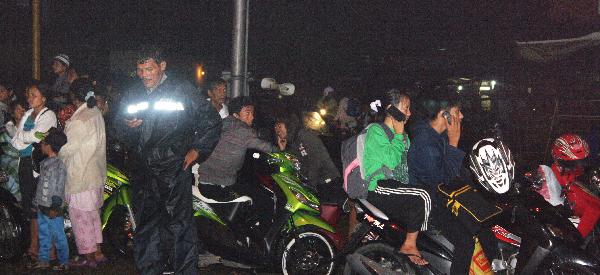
left=551, top=134, right=589, bottom=161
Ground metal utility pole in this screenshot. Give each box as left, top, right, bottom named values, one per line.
left=231, top=0, right=248, bottom=97
left=32, top=0, right=41, bottom=80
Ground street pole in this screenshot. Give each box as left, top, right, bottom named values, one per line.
left=231, top=0, right=248, bottom=97
left=32, top=0, right=41, bottom=80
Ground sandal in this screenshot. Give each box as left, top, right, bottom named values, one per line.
left=69, top=258, right=97, bottom=268
left=30, top=261, right=50, bottom=269
left=52, top=263, right=70, bottom=271
left=395, top=251, right=429, bottom=266
left=95, top=256, right=109, bottom=265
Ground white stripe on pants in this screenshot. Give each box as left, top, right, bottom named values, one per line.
left=374, top=186, right=431, bottom=231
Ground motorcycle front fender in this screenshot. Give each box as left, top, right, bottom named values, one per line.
left=101, top=184, right=133, bottom=230
left=292, top=211, right=335, bottom=233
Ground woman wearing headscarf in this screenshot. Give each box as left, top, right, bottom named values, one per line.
left=59, top=78, right=107, bottom=267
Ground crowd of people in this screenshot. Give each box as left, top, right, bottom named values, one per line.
left=1, top=45, right=598, bottom=275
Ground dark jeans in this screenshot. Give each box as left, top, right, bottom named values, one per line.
left=132, top=166, right=198, bottom=275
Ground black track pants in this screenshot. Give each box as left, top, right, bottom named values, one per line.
left=368, top=180, right=431, bottom=232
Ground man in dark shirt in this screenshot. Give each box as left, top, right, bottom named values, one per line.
left=408, top=93, right=494, bottom=275
left=116, top=46, right=221, bottom=275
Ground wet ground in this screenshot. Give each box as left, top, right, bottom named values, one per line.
left=1, top=257, right=283, bottom=275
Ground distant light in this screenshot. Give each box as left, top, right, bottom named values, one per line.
left=438, top=48, right=447, bottom=51
left=480, top=86, right=491, bottom=91
left=491, top=80, right=497, bottom=89
left=195, top=64, right=205, bottom=82
left=458, top=85, right=463, bottom=91
left=533, top=108, right=536, bottom=111
left=319, top=109, right=327, bottom=116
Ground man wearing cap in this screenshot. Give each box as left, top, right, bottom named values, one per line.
left=50, top=54, right=71, bottom=106
left=115, top=46, right=221, bottom=275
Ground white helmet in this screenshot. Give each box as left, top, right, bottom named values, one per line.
left=469, top=138, right=515, bottom=194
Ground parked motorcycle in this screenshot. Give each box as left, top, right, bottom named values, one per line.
left=192, top=151, right=339, bottom=274
left=530, top=164, right=600, bottom=259
left=0, top=186, right=27, bottom=261
left=342, top=173, right=600, bottom=275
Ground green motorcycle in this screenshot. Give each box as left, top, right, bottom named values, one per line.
left=193, top=151, right=339, bottom=274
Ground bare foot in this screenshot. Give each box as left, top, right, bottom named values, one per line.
left=399, top=245, right=428, bottom=266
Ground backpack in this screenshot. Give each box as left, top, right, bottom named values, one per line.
left=341, top=122, right=395, bottom=199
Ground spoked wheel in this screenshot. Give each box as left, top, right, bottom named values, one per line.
left=280, top=226, right=335, bottom=275
left=343, top=243, right=416, bottom=275
left=0, top=203, right=26, bottom=261
left=103, top=206, right=135, bottom=257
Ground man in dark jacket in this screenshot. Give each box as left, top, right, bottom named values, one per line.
left=116, top=46, right=221, bottom=275
left=275, top=112, right=342, bottom=202
left=408, top=93, right=498, bottom=275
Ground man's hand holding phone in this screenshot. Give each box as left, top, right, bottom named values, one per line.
left=445, top=111, right=461, bottom=147
left=125, top=118, right=143, bottom=128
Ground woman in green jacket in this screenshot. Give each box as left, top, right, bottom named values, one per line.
left=363, top=89, right=431, bottom=266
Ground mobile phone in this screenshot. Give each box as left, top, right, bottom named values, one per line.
left=443, top=111, right=452, bottom=125
left=387, top=106, right=406, bottom=122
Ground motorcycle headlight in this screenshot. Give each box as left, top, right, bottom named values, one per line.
left=290, top=187, right=319, bottom=211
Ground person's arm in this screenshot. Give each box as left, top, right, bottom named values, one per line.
left=243, top=127, right=278, bottom=153
left=363, top=125, right=407, bottom=190
left=58, top=119, right=84, bottom=159
left=18, top=110, right=57, bottom=144
left=188, top=86, right=222, bottom=164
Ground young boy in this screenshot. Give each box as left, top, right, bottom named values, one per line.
left=31, top=128, right=69, bottom=270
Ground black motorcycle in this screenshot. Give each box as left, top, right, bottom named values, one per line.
left=342, top=175, right=600, bottom=275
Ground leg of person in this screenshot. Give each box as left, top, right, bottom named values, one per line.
left=478, top=228, right=500, bottom=262
left=36, top=211, right=51, bottom=265
left=68, top=206, right=98, bottom=268
left=19, top=157, right=38, bottom=257
left=162, top=169, right=198, bottom=275
left=430, top=206, right=475, bottom=275
left=132, top=171, right=165, bottom=274
left=50, top=215, right=70, bottom=266
left=369, top=181, right=432, bottom=265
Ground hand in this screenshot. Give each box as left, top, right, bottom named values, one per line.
left=277, top=136, right=287, bottom=151
left=125, top=118, right=143, bottom=128
left=391, top=119, right=405, bottom=134
left=34, top=131, right=48, bottom=140
left=183, top=149, right=199, bottom=170
left=446, top=113, right=461, bottom=147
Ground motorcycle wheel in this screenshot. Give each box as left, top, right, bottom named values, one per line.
left=584, top=224, right=600, bottom=259
left=0, top=203, right=25, bottom=261
left=543, top=262, right=597, bottom=275
left=103, top=206, right=134, bottom=257
left=280, top=226, right=336, bottom=275
left=343, top=243, right=416, bottom=275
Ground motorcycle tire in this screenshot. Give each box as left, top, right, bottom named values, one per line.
left=103, top=206, right=134, bottom=258
left=0, top=202, right=26, bottom=262
left=541, top=262, right=598, bottom=275
left=279, top=225, right=336, bottom=275
left=584, top=224, right=600, bottom=260
left=342, top=243, right=416, bottom=275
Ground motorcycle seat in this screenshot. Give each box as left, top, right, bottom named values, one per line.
left=192, top=185, right=253, bottom=205
left=358, top=199, right=389, bottom=221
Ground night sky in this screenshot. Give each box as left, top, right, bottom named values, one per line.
left=1, top=1, right=600, bottom=94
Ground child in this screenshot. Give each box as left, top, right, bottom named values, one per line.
left=31, top=128, right=69, bottom=270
